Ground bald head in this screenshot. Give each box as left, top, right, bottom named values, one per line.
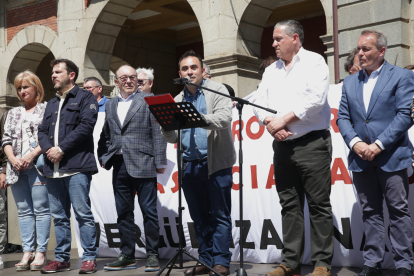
left=115, top=65, right=138, bottom=98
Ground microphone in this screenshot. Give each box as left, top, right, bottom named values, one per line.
left=173, top=76, right=190, bottom=84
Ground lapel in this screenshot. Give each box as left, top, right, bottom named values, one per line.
left=122, top=91, right=144, bottom=129
left=366, top=61, right=393, bottom=117
left=111, top=97, right=122, bottom=129
left=356, top=71, right=366, bottom=118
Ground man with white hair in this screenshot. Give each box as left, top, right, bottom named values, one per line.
left=202, top=64, right=211, bottom=79
left=136, top=67, right=154, bottom=94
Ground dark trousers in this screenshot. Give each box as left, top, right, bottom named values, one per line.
left=112, top=155, right=159, bottom=258
left=182, top=160, right=233, bottom=267
left=273, top=130, right=334, bottom=270
left=353, top=161, right=413, bottom=270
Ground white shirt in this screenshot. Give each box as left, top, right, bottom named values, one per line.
left=254, top=47, right=331, bottom=139
left=115, top=91, right=137, bottom=154
left=349, top=64, right=385, bottom=150
left=50, top=86, right=79, bottom=178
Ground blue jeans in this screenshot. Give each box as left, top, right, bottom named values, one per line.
left=47, top=172, right=98, bottom=262
left=182, top=160, right=232, bottom=267
left=10, top=166, right=50, bottom=252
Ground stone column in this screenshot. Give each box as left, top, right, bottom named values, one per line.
left=338, top=0, right=410, bottom=80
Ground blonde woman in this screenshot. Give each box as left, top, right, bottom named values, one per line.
left=1, top=71, right=50, bottom=271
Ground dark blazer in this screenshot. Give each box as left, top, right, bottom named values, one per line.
left=98, top=91, right=167, bottom=178
left=337, top=61, right=414, bottom=172
left=38, top=85, right=99, bottom=176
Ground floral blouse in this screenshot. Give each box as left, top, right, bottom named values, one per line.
left=2, top=103, right=47, bottom=184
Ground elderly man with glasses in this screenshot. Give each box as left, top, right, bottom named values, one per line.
left=136, top=67, right=155, bottom=94
left=83, top=77, right=108, bottom=112
left=98, top=65, right=167, bottom=272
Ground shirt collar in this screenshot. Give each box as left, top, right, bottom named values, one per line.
left=99, top=96, right=107, bottom=106
left=118, top=90, right=137, bottom=102
left=277, top=47, right=304, bottom=69
left=56, top=85, right=75, bottom=100
left=184, top=79, right=206, bottom=98
left=363, top=62, right=384, bottom=78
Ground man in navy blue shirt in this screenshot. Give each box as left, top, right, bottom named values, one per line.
left=38, top=59, right=99, bottom=274
left=83, top=77, right=108, bottom=112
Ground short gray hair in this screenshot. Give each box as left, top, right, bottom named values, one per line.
left=344, top=47, right=359, bottom=74
left=136, top=67, right=154, bottom=81
left=203, top=64, right=211, bottom=77
left=274, top=20, right=304, bottom=44
left=361, top=30, right=387, bottom=50
left=83, top=77, right=102, bottom=86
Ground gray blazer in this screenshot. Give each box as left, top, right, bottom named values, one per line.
left=161, top=79, right=236, bottom=175
left=98, top=91, right=167, bottom=178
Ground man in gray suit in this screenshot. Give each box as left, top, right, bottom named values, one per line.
left=98, top=65, right=167, bottom=272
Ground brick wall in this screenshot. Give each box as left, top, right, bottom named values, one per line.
left=261, top=15, right=327, bottom=60
left=6, top=0, right=57, bottom=44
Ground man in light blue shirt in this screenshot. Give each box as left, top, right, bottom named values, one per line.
left=83, top=77, right=108, bottom=112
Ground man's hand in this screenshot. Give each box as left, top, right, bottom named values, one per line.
left=46, top=147, right=64, bottom=163
left=156, top=168, right=166, bottom=174
left=264, top=116, right=287, bottom=136
left=274, top=128, right=293, bottom=142
left=365, top=143, right=383, bottom=161
left=353, top=142, right=370, bottom=160
left=0, top=173, right=8, bottom=190
left=99, top=159, right=105, bottom=168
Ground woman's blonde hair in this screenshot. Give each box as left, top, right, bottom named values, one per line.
left=14, top=70, right=44, bottom=103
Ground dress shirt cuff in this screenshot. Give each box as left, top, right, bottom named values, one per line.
left=350, top=137, right=362, bottom=151
left=375, top=139, right=385, bottom=150
left=156, top=164, right=167, bottom=169
left=292, top=106, right=307, bottom=121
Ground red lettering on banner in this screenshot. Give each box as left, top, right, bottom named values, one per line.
left=331, top=108, right=339, bottom=133
left=157, top=183, right=165, bottom=193
left=266, top=164, right=275, bottom=189
left=232, top=120, right=244, bottom=141
left=174, top=143, right=177, bottom=149
left=171, top=171, right=178, bottom=193
left=251, top=165, right=258, bottom=189
left=246, top=116, right=265, bottom=140
left=331, top=158, right=352, bottom=185
left=232, top=166, right=242, bottom=190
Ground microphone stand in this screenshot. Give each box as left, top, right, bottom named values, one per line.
left=179, top=78, right=277, bottom=276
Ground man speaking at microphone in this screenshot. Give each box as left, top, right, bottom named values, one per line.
left=162, top=50, right=236, bottom=276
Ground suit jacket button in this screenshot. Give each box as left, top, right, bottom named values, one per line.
left=52, top=122, right=55, bottom=125
left=55, top=111, right=58, bottom=114
left=50, top=136, right=53, bottom=139
left=366, top=120, right=369, bottom=123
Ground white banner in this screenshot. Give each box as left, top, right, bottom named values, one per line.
left=73, top=85, right=414, bottom=269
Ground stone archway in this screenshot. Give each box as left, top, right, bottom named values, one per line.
left=4, top=26, right=59, bottom=106
left=84, top=0, right=205, bottom=97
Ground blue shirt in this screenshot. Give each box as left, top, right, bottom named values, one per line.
left=98, top=96, right=108, bottom=112
left=182, top=80, right=208, bottom=161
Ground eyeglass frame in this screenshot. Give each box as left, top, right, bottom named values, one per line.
left=116, top=75, right=138, bottom=83
left=83, top=85, right=100, bottom=90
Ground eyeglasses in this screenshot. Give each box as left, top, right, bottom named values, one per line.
left=83, top=85, right=99, bottom=90
left=117, top=75, right=137, bottom=82
left=137, top=79, right=149, bottom=84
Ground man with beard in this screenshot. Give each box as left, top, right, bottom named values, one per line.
left=38, top=59, right=99, bottom=274
left=98, top=65, right=167, bottom=272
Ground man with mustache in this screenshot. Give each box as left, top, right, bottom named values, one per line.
left=38, top=59, right=99, bottom=274
left=337, top=30, right=414, bottom=276
left=253, top=20, right=333, bottom=276
left=98, top=65, right=167, bottom=272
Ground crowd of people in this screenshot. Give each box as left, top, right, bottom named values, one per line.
left=0, top=18, right=412, bottom=276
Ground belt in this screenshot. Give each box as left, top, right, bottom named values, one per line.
left=282, top=129, right=328, bottom=144
left=183, top=157, right=208, bottom=163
